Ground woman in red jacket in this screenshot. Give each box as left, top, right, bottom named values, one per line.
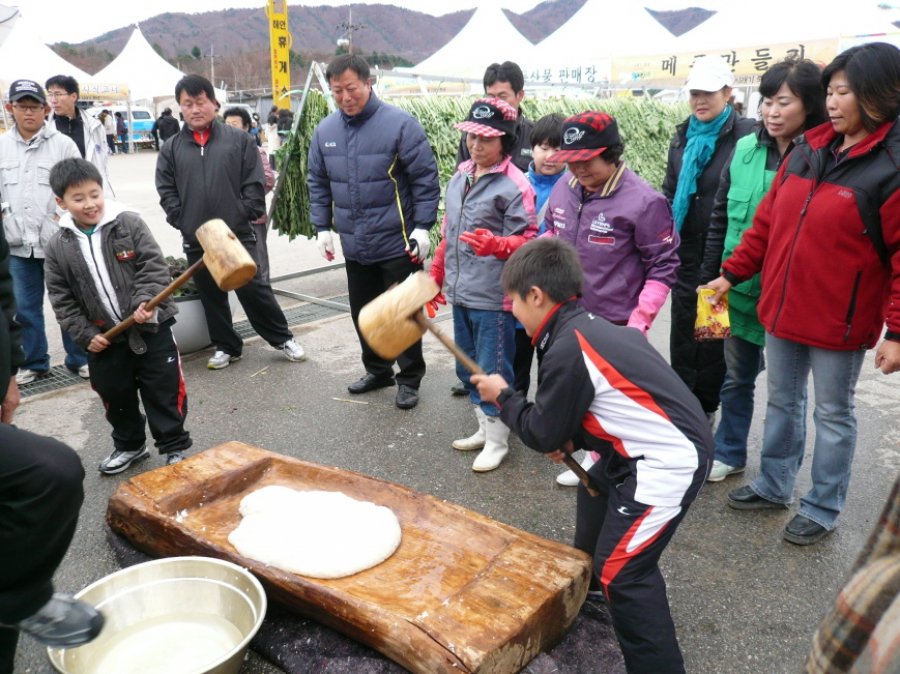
left=705, top=42, right=900, bottom=545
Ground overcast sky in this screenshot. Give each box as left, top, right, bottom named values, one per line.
left=33, top=0, right=735, bottom=44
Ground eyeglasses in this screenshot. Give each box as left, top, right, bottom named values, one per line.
left=46, top=91, right=72, bottom=99
left=12, top=104, right=43, bottom=113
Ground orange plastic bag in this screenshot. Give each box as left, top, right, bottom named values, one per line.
left=694, top=289, right=731, bottom=341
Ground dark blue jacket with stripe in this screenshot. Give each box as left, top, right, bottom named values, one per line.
left=307, top=94, right=440, bottom=265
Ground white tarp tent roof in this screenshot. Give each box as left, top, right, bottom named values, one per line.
left=0, top=4, right=20, bottom=48
left=93, top=26, right=226, bottom=103
left=411, top=4, right=536, bottom=80
left=93, top=26, right=189, bottom=102
left=0, top=13, right=89, bottom=87
left=526, top=1, right=680, bottom=83
left=677, top=1, right=899, bottom=50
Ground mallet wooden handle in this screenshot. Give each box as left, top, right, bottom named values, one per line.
left=414, top=312, right=484, bottom=376
left=102, top=259, right=206, bottom=340
left=414, top=312, right=599, bottom=497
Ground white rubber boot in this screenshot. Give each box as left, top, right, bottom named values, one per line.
left=555, top=452, right=596, bottom=487
left=472, top=416, right=509, bottom=472
left=452, top=407, right=486, bottom=451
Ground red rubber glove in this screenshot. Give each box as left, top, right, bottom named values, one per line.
left=429, top=239, right=446, bottom=288
left=425, top=292, right=446, bottom=318
left=459, top=228, right=526, bottom=260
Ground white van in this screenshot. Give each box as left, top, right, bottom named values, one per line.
left=86, top=105, right=156, bottom=147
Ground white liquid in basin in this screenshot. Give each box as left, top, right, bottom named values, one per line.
left=90, top=612, right=244, bottom=674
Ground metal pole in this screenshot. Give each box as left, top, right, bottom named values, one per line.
left=265, top=65, right=316, bottom=224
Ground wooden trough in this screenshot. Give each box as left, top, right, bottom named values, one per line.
left=106, top=442, right=592, bottom=674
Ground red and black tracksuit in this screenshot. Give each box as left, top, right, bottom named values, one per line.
left=500, top=301, right=713, bottom=673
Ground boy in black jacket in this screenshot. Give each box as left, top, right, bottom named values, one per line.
left=473, top=238, right=713, bottom=674
left=45, top=158, right=192, bottom=475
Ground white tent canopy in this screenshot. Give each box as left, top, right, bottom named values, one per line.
left=93, top=26, right=188, bottom=102
left=677, top=1, right=899, bottom=51
left=411, top=4, right=536, bottom=80
left=0, top=4, right=20, bottom=48
left=526, top=1, right=680, bottom=84
left=93, top=26, right=226, bottom=103
left=0, top=13, right=89, bottom=87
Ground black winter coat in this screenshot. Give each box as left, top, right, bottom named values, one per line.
left=661, top=108, right=755, bottom=412
left=156, top=122, right=265, bottom=253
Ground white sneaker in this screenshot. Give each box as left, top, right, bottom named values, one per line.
left=556, top=453, right=596, bottom=487
left=207, top=351, right=241, bottom=370
left=77, top=364, right=90, bottom=379
left=281, top=338, right=307, bottom=362
left=98, top=445, right=150, bottom=475
left=15, top=368, right=46, bottom=386
left=707, top=460, right=744, bottom=483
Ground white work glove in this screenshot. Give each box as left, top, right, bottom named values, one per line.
left=406, top=228, right=431, bottom=264
left=317, top=230, right=335, bottom=261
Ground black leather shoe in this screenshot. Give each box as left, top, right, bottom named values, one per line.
left=347, top=373, right=395, bottom=394
left=783, top=514, right=831, bottom=545
left=16, top=594, right=105, bottom=648
left=395, top=384, right=419, bottom=409
left=727, top=485, right=788, bottom=510
left=451, top=382, right=468, bottom=397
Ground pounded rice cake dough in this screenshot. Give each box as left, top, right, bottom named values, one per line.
left=228, top=485, right=402, bottom=579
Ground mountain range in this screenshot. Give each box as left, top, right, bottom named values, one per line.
left=51, top=0, right=714, bottom=79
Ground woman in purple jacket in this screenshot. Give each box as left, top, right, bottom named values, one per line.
left=543, top=111, right=680, bottom=485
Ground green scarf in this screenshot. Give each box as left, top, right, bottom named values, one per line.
left=673, top=105, right=732, bottom=231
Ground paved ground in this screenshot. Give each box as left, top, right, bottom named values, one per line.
left=12, top=151, right=900, bottom=673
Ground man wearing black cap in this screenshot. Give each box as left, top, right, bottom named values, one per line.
left=0, top=80, right=88, bottom=386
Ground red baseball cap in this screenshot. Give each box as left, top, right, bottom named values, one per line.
left=548, top=112, right=621, bottom=163
left=454, top=97, right=517, bottom=138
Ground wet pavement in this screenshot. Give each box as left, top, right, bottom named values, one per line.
left=11, top=152, right=900, bottom=673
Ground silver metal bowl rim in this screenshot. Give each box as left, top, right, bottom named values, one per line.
left=47, top=556, right=267, bottom=673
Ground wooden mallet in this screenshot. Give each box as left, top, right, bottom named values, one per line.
left=358, top=272, right=599, bottom=496
left=103, top=219, right=257, bottom=340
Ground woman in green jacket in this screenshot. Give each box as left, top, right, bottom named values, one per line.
left=699, top=58, right=826, bottom=482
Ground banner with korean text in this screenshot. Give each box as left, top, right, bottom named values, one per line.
left=611, top=38, right=839, bottom=88
left=267, top=0, right=292, bottom=109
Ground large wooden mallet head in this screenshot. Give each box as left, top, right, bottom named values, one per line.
left=195, top=219, right=257, bottom=291
left=359, top=272, right=439, bottom=360
left=101, top=219, right=257, bottom=341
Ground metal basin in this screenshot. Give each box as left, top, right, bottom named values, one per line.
left=48, top=556, right=267, bottom=674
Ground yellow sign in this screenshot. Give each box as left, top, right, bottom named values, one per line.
left=612, top=38, right=839, bottom=88
left=267, top=0, right=292, bottom=109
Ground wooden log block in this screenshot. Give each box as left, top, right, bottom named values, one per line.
left=107, top=442, right=592, bottom=674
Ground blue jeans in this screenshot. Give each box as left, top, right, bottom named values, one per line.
left=749, top=333, right=865, bottom=529
left=714, top=336, right=765, bottom=467
left=9, top=255, right=88, bottom=372
left=452, top=305, right=515, bottom=417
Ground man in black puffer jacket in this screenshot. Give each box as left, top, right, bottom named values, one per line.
left=308, top=54, right=440, bottom=410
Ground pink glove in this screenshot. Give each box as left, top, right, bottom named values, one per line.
left=459, top=228, right=526, bottom=260
left=627, top=280, right=670, bottom=336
